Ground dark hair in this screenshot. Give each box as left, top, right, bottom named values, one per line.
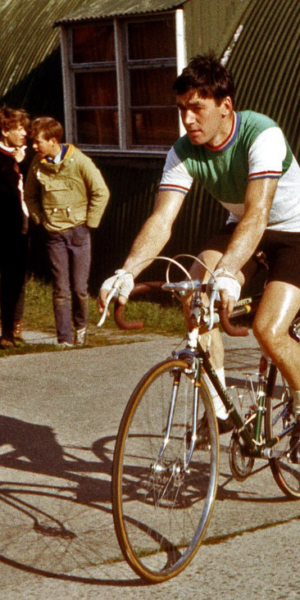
left=173, top=53, right=235, bottom=105
left=0, top=105, right=30, bottom=132
left=30, top=117, right=64, bottom=143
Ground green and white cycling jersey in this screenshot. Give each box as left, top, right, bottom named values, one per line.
left=159, top=110, right=300, bottom=232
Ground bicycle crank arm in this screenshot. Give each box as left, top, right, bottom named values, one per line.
left=262, top=447, right=289, bottom=459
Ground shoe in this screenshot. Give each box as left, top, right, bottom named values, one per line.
left=218, top=416, right=234, bottom=434
left=0, top=337, right=15, bottom=349
left=57, top=341, right=74, bottom=349
left=74, top=327, right=87, bottom=346
left=290, top=434, right=300, bottom=464
left=186, top=414, right=234, bottom=449
left=186, top=414, right=210, bottom=447
left=13, top=319, right=24, bottom=342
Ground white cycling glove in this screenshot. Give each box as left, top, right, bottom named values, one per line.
left=207, top=268, right=241, bottom=302
left=100, top=269, right=134, bottom=300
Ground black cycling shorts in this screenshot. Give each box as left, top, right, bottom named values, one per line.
left=204, top=223, right=300, bottom=289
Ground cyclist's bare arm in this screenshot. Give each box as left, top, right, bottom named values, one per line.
left=98, top=190, right=186, bottom=310
left=215, top=177, right=279, bottom=313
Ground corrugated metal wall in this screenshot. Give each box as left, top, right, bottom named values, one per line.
left=184, top=0, right=251, bottom=59
left=0, top=0, right=88, bottom=116
left=226, top=0, right=300, bottom=159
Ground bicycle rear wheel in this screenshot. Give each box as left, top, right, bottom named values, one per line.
left=265, top=363, right=300, bottom=499
left=112, top=358, right=219, bottom=583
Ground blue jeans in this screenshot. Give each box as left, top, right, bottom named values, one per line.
left=46, top=224, right=91, bottom=343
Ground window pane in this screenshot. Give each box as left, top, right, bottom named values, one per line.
left=72, top=25, right=115, bottom=63
left=75, top=72, right=117, bottom=107
left=130, top=67, right=177, bottom=106
left=128, top=19, right=176, bottom=59
left=76, top=109, right=119, bottom=145
left=130, top=108, right=179, bottom=146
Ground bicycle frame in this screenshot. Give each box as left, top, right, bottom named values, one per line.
left=115, top=282, right=297, bottom=462
left=168, top=342, right=293, bottom=464
left=169, top=283, right=296, bottom=462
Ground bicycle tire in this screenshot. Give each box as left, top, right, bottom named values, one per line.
left=112, top=358, right=219, bottom=583
left=265, top=363, right=300, bottom=499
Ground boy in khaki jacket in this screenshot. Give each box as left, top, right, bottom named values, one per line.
left=25, top=117, right=109, bottom=347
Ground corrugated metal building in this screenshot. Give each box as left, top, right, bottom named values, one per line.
left=1, top=0, right=300, bottom=291
left=226, top=0, right=300, bottom=158
left=0, top=0, right=246, bottom=121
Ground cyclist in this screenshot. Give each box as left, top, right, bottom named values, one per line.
left=98, top=53, right=300, bottom=436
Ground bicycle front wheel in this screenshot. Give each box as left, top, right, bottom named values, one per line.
left=265, top=363, right=300, bottom=499
left=112, top=358, right=219, bottom=583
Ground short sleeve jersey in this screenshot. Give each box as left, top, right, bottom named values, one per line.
left=159, top=110, right=300, bottom=232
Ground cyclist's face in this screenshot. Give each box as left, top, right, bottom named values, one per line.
left=176, top=90, right=232, bottom=147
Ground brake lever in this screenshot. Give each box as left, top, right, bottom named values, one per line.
left=97, top=287, right=118, bottom=327
left=208, top=290, right=218, bottom=331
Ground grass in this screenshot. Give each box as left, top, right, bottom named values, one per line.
left=23, top=277, right=56, bottom=333
left=90, top=294, right=186, bottom=336
left=0, top=277, right=186, bottom=356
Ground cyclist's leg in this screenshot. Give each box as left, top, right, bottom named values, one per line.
left=184, top=247, right=226, bottom=369
left=182, top=247, right=229, bottom=420
left=253, top=281, right=300, bottom=393
left=253, top=229, right=300, bottom=417
left=183, top=241, right=250, bottom=423
left=184, top=224, right=255, bottom=370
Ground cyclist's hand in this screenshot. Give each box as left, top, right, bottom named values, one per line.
left=219, top=289, right=236, bottom=315
left=97, top=270, right=134, bottom=314
left=207, top=268, right=241, bottom=315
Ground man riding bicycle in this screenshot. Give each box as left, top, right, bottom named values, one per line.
left=98, top=53, right=300, bottom=436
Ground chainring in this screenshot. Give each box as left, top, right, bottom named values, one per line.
left=229, top=431, right=255, bottom=481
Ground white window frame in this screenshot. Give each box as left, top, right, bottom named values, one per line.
left=60, top=10, right=186, bottom=157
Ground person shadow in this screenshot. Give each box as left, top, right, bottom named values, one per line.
left=0, top=415, right=143, bottom=585
left=0, top=415, right=64, bottom=472
left=0, top=414, right=114, bottom=502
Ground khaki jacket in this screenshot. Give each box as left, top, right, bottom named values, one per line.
left=24, top=145, right=109, bottom=232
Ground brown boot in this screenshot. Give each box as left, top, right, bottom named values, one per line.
left=0, top=336, right=15, bottom=349
left=13, top=320, right=24, bottom=342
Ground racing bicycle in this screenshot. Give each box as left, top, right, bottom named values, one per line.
left=100, top=255, right=300, bottom=584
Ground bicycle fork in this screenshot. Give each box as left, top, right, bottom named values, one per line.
left=156, top=358, right=201, bottom=473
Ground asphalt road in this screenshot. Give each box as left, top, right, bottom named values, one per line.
left=0, top=332, right=299, bottom=599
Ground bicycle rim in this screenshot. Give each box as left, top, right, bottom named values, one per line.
left=112, top=358, right=219, bottom=583
left=265, top=364, right=300, bottom=499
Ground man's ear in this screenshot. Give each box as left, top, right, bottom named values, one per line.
left=221, top=96, right=233, bottom=117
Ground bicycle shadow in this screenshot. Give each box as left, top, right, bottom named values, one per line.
left=0, top=415, right=144, bottom=586
left=0, top=414, right=291, bottom=588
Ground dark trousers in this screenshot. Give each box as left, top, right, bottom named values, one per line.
left=45, top=224, right=91, bottom=344
left=0, top=233, right=28, bottom=338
